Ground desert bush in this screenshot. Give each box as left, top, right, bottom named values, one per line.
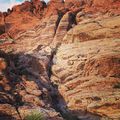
left=24, top=110, right=44, bottom=120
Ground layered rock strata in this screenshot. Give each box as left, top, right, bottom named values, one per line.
left=0, top=0, right=120, bottom=120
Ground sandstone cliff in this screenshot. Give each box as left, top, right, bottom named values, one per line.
left=0, top=0, right=120, bottom=120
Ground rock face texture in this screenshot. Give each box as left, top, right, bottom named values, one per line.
left=0, top=12, right=5, bottom=35
left=0, top=0, right=47, bottom=38
left=63, top=15, right=120, bottom=43
left=0, top=0, right=120, bottom=120
left=50, top=14, right=120, bottom=120
left=0, top=0, right=120, bottom=39
left=0, top=50, right=63, bottom=120
left=51, top=39, right=120, bottom=119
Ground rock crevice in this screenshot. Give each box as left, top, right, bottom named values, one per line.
left=0, top=0, right=120, bottom=120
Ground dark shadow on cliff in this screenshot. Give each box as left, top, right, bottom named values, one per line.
left=0, top=113, right=16, bottom=120
left=0, top=50, right=55, bottom=119
left=47, top=45, right=102, bottom=120
left=50, top=83, right=102, bottom=120
left=0, top=50, right=25, bottom=120
left=0, top=50, right=101, bottom=120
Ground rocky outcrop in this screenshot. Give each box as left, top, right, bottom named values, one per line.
left=52, top=12, right=76, bottom=45
left=0, top=12, right=5, bottom=35
left=44, top=0, right=65, bottom=17
left=49, top=12, right=120, bottom=120
left=0, top=0, right=47, bottom=38
left=0, top=50, right=63, bottom=120
left=84, top=0, right=120, bottom=15
left=11, top=15, right=59, bottom=52
left=51, top=38, right=120, bottom=119
left=0, top=0, right=119, bottom=39
left=0, top=0, right=120, bottom=120
left=63, top=15, right=120, bottom=43
left=31, top=0, right=46, bottom=19
left=49, top=14, right=120, bottom=120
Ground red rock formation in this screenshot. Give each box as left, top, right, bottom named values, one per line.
left=31, top=0, right=47, bottom=18
left=44, top=0, right=65, bottom=17
left=65, top=0, right=85, bottom=12
left=85, top=0, right=120, bottom=14
left=0, top=0, right=47, bottom=38
left=0, top=12, right=5, bottom=35
left=93, top=0, right=113, bottom=6
left=0, top=51, right=63, bottom=120
left=0, top=0, right=119, bottom=39
left=51, top=38, right=120, bottom=120
left=0, top=0, right=120, bottom=119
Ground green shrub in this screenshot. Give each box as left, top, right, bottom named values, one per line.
left=24, top=111, right=44, bottom=120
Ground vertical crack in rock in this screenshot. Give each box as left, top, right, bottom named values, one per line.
left=67, top=12, right=77, bottom=31
left=46, top=44, right=80, bottom=120
left=54, top=12, right=64, bottom=37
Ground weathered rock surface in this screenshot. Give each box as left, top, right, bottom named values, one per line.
left=0, top=51, right=63, bottom=120
left=51, top=39, right=120, bottom=119
left=52, top=12, right=76, bottom=45
left=0, top=0, right=119, bottom=39
left=50, top=13, right=120, bottom=120
left=0, top=12, right=5, bottom=35
left=0, top=0, right=47, bottom=38
left=4, top=1, right=40, bottom=38
left=0, top=0, right=120, bottom=120
left=63, top=15, right=120, bottom=43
